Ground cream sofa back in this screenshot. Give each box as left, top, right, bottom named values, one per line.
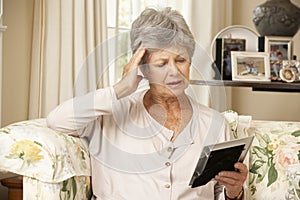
left=247, top=120, right=300, bottom=200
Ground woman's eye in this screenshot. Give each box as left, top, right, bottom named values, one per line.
left=176, top=59, right=186, bottom=63
left=155, top=63, right=165, bottom=67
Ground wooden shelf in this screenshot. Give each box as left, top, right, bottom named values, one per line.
left=190, top=80, right=300, bottom=92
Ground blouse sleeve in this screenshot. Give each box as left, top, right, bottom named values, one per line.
left=47, top=87, right=115, bottom=133
left=214, top=182, right=226, bottom=200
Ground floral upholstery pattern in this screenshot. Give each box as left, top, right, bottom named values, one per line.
left=23, top=176, right=92, bottom=200
left=0, top=119, right=91, bottom=199
left=247, top=120, right=300, bottom=200
left=1, top=115, right=299, bottom=200
left=223, top=112, right=300, bottom=200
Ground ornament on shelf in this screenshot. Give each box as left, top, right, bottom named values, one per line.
left=253, top=0, right=300, bottom=37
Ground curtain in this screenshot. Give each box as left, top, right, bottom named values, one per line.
left=28, top=0, right=233, bottom=119
left=176, top=0, right=233, bottom=111
left=28, top=0, right=109, bottom=119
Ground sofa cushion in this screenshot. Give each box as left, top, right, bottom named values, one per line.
left=0, top=119, right=90, bottom=183
left=247, top=120, right=300, bottom=200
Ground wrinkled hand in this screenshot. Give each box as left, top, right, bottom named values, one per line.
left=214, top=162, right=248, bottom=199
left=113, top=47, right=146, bottom=99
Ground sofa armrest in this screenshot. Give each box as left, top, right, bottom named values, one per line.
left=0, top=119, right=91, bottom=183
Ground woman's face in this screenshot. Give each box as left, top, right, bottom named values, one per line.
left=143, top=46, right=191, bottom=96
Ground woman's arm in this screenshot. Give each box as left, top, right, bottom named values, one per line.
left=47, top=46, right=147, bottom=134
left=47, top=87, right=114, bottom=133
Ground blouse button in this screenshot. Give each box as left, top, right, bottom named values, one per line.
left=164, top=184, right=170, bottom=189
left=167, top=147, right=173, bottom=152
left=165, top=162, right=171, bottom=167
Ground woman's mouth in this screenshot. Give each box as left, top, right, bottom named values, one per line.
left=166, top=80, right=182, bottom=88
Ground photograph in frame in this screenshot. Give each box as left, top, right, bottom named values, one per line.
left=215, top=38, right=246, bottom=80
left=258, top=36, right=293, bottom=80
left=231, top=51, right=270, bottom=82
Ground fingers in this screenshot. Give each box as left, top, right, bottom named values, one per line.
left=214, top=162, right=247, bottom=199
left=234, top=162, right=248, bottom=173
left=132, top=46, right=147, bottom=65
left=123, top=46, right=146, bottom=76
left=214, top=163, right=248, bottom=185
left=217, top=163, right=248, bottom=179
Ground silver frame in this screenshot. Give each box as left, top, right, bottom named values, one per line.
left=264, top=36, right=293, bottom=60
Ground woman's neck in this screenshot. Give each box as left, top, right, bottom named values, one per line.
left=143, top=89, right=188, bottom=111
left=143, top=89, right=193, bottom=142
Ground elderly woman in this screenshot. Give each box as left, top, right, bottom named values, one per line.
left=47, top=7, right=247, bottom=200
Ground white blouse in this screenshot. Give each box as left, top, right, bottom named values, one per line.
left=47, top=86, right=231, bottom=200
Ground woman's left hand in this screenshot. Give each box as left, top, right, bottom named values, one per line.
left=214, top=162, right=248, bottom=199
left=113, top=46, right=146, bottom=99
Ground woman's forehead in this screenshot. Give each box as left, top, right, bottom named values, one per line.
left=148, top=46, right=189, bottom=58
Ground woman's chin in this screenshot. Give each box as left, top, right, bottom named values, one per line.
left=149, top=82, right=188, bottom=96
left=166, top=85, right=188, bottom=96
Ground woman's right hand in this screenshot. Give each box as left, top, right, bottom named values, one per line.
left=113, top=46, right=146, bottom=99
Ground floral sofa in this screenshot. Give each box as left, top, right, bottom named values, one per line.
left=0, top=113, right=299, bottom=200
left=226, top=112, right=300, bottom=200
left=247, top=120, right=300, bottom=200
left=0, top=119, right=92, bottom=199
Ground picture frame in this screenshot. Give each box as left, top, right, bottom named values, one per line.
left=258, top=36, right=293, bottom=81
left=258, top=36, right=293, bottom=60
left=189, top=136, right=254, bottom=188
left=231, top=51, right=270, bottom=82
left=279, top=60, right=300, bottom=83
left=215, top=38, right=246, bottom=80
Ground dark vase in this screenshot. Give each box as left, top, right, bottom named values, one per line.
left=253, top=0, right=300, bottom=36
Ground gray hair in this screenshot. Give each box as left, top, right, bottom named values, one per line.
left=130, top=7, right=195, bottom=58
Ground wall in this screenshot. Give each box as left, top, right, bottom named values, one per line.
left=1, top=0, right=34, bottom=127
left=0, top=0, right=34, bottom=198
left=230, top=0, right=300, bottom=121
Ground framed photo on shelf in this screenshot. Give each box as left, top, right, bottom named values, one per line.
left=215, top=38, right=246, bottom=80
left=258, top=36, right=293, bottom=80
left=258, top=36, right=293, bottom=60
left=231, top=51, right=270, bottom=82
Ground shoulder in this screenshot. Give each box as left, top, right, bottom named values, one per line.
left=189, top=97, right=225, bottom=123
left=126, top=89, right=147, bottom=104
left=113, top=89, right=147, bottom=103
left=189, top=98, right=231, bottom=140
left=111, top=90, right=147, bottom=116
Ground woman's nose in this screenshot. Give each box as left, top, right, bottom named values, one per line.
left=167, top=62, right=180, bottom=74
